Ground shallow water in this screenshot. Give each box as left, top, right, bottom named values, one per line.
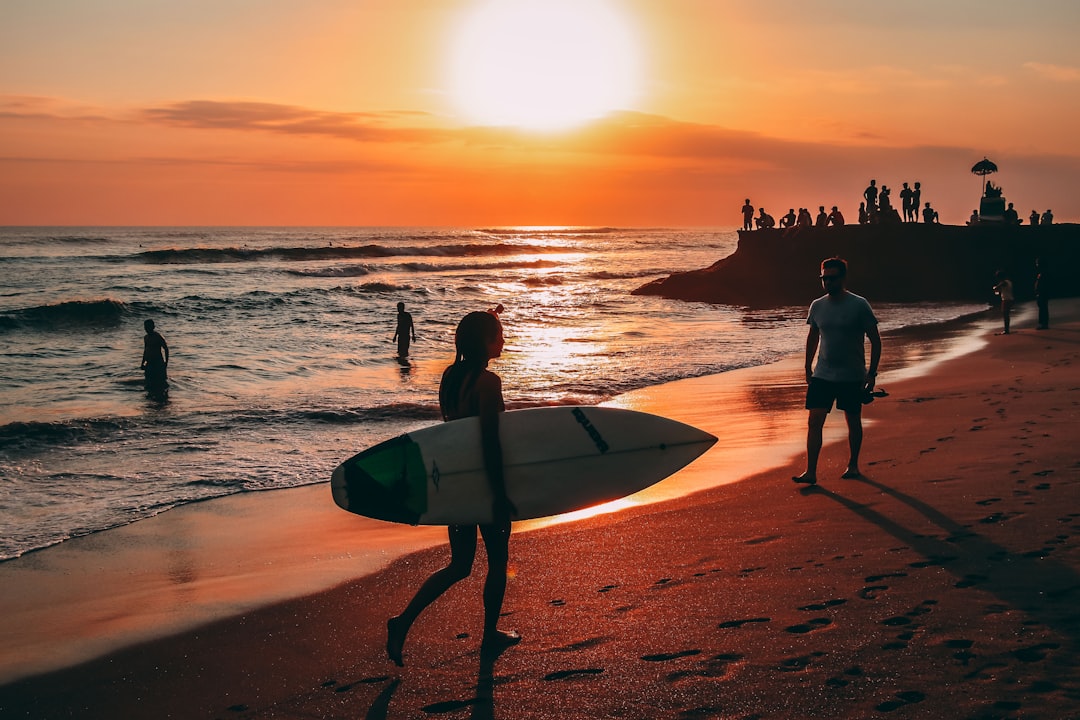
left=0, top=226, right=986, bottom=559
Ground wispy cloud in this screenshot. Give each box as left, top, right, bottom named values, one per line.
left=141, top=100, right=455, bottom=144
left=1023, top=61, right=1080, bottom=82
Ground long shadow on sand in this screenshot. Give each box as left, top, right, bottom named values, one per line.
left=811, top=474, right=1080, bottom=650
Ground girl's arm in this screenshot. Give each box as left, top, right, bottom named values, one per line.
left=476, top=372, right=513, bottom=520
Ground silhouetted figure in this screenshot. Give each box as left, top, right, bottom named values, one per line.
left=815, top=206, right=829, bottom=227
left=1003, top=202, right=1019, bottom=225
left=1035, top=258, right=1050, bottom=330
left=793, top=257, right=881, bottom=486
left=863, top=180, right=878, bottom=209
left=992, top=271, right=1014, bottom=335
left=828, top=206, right=845, bottom=226
left=742, top=199, right=755, bottom=231
left=386, top=310, right=520, bottom=667
left=392, top=301, right=416, bottom=358
left=912, top=182, right=922, bottom=220
left=755, top=208, right=775, bottom=229
left=140, top=319, right=169, bottom=397
left=922, top=203, right=939, bottom=223
left=780, top=208, right=797, bottom=228
left=858, top=202, right=868, bottom=225
left=1041, top=209, right=1054, bottom=225
left=985, top=180, right=1002, bottom=198
left=967, top=209, right=980, bottom=226
left=797, top=207, right=813, bottom=228
left=1030, top=210, right=1040, bottom=227
left=900, top=182, right=914, bottom=222
left=878, top=185, right=892, bottom=211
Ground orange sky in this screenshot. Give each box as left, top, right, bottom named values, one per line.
left=2, top=0, right=1079, bottom=226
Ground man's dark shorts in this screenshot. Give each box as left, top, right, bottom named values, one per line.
left=806, top=377, right=863, bottom=413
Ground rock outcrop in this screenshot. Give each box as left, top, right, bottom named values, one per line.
left=633, top=223, right=1080, bottom=307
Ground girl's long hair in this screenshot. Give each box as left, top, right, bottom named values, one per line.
left=440, top=311, right=501, bottom=420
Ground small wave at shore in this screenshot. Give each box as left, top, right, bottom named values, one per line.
left=137, top=242, right=572, bottom=264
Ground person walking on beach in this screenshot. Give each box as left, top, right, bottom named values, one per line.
left=140, top=319, right=169, bottom=396
left=386, top=309, right=520, bottom=666
left=741, top=199, right=755, bottom=231
left=793, top=258, right=881, bottom=486
left=1035, top=258, right=1050, bottom=330
left=993, top=270, right=1014, bottom=335
left=392, top=301, right=416, bottom=358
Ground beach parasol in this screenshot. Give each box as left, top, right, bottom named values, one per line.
left=971, top=158, right=998, bottom=176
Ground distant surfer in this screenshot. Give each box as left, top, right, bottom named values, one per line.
left=793, top=258, right=881, bottom=485
left=386, top=310, right=520, bottom=665
left=140, top=319, right=169, bottom=397
left=392, top=301, right=416, bottom=357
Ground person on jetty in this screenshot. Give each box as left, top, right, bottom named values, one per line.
left=742, top=199, right=755, bottom=231
left=922, top=202, right=939, bottom=224
left=755, top=208, right=775, bottom=229
left=863, top=180, right=878, bottom=209
left=858, top=202, right=868, bottom=225
left=967, top=209, right=980, bottom=226
left=386, top=309, right=520, bottom=665
left=793, top=257, right=881, bottom=486
left=900, top=182, right=914, bottom=222
left=140, top=319, right=169, bottom=397
left=1041, top=209, right=1054, bottom=225
left=780, top=208, right=797, bottom=228
left=1003, top=203, right=1020, bottom=225
left=828, top=206, right=845, bottom=226
left=1030, top=210, right=1040, bottom=227
left=992, top=271, right=1014, bottom=335
left=815, top=206, right=829, bottom=227
left=912, top=182, right=922, bottom=219
left=392, top=301, right=416, bottom=358
left=796, top=207, right=813, bottom=229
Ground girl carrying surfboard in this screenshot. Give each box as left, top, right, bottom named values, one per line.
left=386, top=309, right=520, bottom=666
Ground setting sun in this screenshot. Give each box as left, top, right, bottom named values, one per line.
left=447, top=0, right=640, bottom=131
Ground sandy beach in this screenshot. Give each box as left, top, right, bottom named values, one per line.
left=2, top=299, right=1079, bottom=719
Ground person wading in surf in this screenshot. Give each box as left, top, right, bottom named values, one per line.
left=386, top=308, right=520, bottom=665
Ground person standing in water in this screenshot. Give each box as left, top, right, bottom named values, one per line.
left=793, top=258, right=881, bottom=485
left=392, top=301, right=416, bottom=357
left=993, top=270, right=1014, bottom=335
left=386, top=309, right=520, bottom=665
left=140, top=319, right=169, bottom=396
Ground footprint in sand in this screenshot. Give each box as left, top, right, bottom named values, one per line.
left=876, top=690, right=926, bottom=712
left=785, top=617, right=832, bottom=634
left=778, top=652, right=825, bottom=672
left=909, top=556, right=956, bottom=569
left=797, top=599, right=847, bottom=612
left=717, top=617, right=771, bottom=629
left=858, top=585, right=889, bottom=600
left=975, top=497, right=1001, bottom=506
left=955, top=574, right=988, bottom=588
left=550, top=599, right=566, bottom=606
left=945, top=638, right=975, bottom=665
left=641, top=649, right=701, bottom=662
left=543, top=668, right=604, bottom=681
left=598, top=584, right=618, bottom=593
left=865, top=571, right=907, bottom=582
left=1011, top=643, right=1060, bottom=662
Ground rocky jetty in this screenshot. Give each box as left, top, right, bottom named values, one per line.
left=633, top=223, right=1080, bottom=307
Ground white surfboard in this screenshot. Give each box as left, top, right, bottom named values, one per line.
left=331, top=406, right=717, bottom=525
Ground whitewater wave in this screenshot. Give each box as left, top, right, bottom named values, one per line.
left=0, top=298, right=132, bottom=330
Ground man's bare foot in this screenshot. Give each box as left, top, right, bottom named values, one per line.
left=792, top=472, right=817, bottom=485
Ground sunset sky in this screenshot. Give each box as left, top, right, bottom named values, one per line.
left=2, top=0, right=1079, bottom=226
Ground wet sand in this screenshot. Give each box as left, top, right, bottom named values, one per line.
left=2, top=300, right=1079, bottom=718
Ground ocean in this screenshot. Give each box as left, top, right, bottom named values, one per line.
left=0, top=226, right=987, bottom=561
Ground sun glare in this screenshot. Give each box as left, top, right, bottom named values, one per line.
left=448, top=0, right=640, bottom=131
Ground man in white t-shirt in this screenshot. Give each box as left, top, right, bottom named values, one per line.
left=793, top=257, right=882, bottom=485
